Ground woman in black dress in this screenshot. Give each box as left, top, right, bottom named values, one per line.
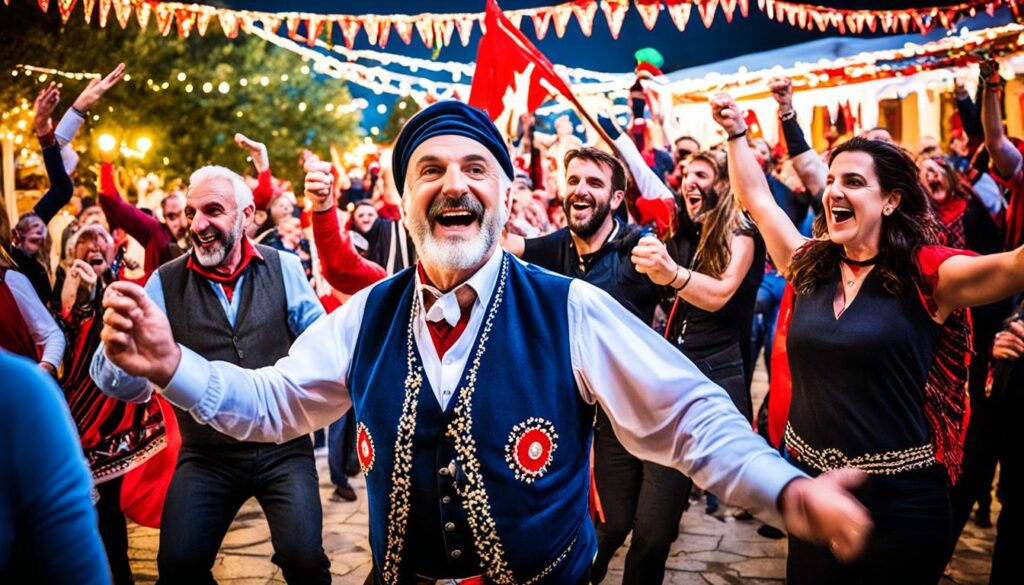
left=712, top=92, right=1024, bottom=584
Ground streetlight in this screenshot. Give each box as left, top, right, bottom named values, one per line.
left=98, top=133, right=117, bottom=152
left=136, top=136, right=153, bottom=155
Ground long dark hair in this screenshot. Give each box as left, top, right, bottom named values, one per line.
left=788, top=137, right=941, bottom=300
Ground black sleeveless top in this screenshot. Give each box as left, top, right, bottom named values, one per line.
left=787, top=265, right=940, bottom=459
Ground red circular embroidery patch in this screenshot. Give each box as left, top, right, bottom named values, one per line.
left=356, top=422, right=375, bottom=474
left=505, top=418, right=558, bottom=483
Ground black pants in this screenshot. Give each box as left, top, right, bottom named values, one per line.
left=362, top=567, right=592, bottom=584
left=590, top=407, right=692, bottom=585
left=156, top=438, right=331, bottom=584
left=96, top=475, right=134, bottom=585
left=989, top=357, right=1024, bottom=584
left=787, top=465, right=951, bottom=585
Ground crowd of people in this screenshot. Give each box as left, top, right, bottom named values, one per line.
left=1, top=54, right=1022, bottom=585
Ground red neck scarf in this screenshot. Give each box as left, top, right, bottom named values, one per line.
left=935, top=196, right=968, bottom=226
left=186, top=239, right=263, bottom=302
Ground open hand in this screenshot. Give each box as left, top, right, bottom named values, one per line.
left=101, top=281, right=180, bottom=386
left=304, top=157, right=335, bottom=213
left=73, top=63, right=126, bottom=112
left=33, top=83, right=60, bottom=136
left=710, top=93, right=747, bottom=137
left=779, top=469, right=872, bottom=564
left=235, top=133, right=270, bottom=172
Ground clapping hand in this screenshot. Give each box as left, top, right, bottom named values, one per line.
left=101, top=282, right=180, bottom=387
left=33, top=83, right=60, bottom=137
left=72, top=63, right=126, bottom=113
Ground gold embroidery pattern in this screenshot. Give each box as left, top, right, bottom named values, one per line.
left=379, top=292, right=423, bottom=585
left=785, top=423, right=937, bottom=475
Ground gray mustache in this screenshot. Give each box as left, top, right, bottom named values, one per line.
left=427, top=195, right=484, bottom=223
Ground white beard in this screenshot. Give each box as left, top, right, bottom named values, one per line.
left=192, top=214, right=243, bottom=267
left=408, top=204, right=507, bottom=271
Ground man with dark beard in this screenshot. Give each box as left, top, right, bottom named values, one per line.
left=90, top=166, right=331, bottom=584
left=95, top=101, right=871, bottom=585
left=504, top=147, right=693, bottom=584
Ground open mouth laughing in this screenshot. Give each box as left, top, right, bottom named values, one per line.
left=831, top=205, right=854, bottom=224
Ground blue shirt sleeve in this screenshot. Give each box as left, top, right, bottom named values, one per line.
left=0, top=352, right=111, bottom=584
left=279, top=251, right=325, bottom=336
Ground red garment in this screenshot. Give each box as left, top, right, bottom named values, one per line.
left=768, top=245, right=975, bottom=482
left=378, top=201, right=401, bottom=221
left=416, top=264, right=472, bottom=358
left=98, top=163, right=180, bottom=279
left=120, top=396, right=180, bottom=528
left=311, top=209, right=387, bottom=294
left=251, top=168, right=275, bottom=210
left=0, top=269, right=39, bottom=360
left=185, top=239, right=263, bottom=303
left=992, top=156, right=1024, bottom=250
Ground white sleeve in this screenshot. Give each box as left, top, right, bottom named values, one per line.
left=614, top=133, right=676, bottom=200
left=6, top=271, right=65, bottom=369
left=568, top=279, right=804, bottom=527
left=54, top=108, right=85, bottom=147
left=159, top=282, right=377, bottom=443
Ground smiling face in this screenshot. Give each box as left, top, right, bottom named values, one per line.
left=681, top=158, right=717, bottom=220
left=917, top=157, right=951, bottom=205
left=563, top=157, right=622, bottom=239
left=824, top=151, right=900, bottom=249
left=186, top=177, right=253, bottom=268
left=401, top=135, right=509, bottom=271
left=161, top=194, right=189, bottom=240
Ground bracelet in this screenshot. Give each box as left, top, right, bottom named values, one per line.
left=70, top=105, right=87, bottom=118
left=728, top=128, right=748, bottom=141
left=668, top=267, right=684, bottom=289
left=779, top=110, right=796, bottom=122
left=673, top=268, right=693, bottom=292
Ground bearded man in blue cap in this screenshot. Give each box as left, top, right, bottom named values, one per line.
left=98, top=100, right=872, bottom=585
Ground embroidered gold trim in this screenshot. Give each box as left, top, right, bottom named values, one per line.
left=379, top=292, right=423, bottom=585
left=784, top=423, right=937, bottom=475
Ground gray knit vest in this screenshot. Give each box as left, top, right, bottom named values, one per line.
left=160, top=244, right=300, bottom=448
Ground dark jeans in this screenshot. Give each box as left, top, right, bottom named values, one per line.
left=684, top=343, right=750, bottom=422
left=328, top=412, right=358, bottom=486
left=787, top=465, right=951, bottom=585
left=591, top=407, right=692, bottom=585
left=989, top=357, right=1024, bottom=584
left=96, top=475, right=134, bottom=585
left=156, top=438, right=330, bottom=584
left=749, top=269, right=785, bottom=384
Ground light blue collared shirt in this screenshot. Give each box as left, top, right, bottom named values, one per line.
left=90, top=250, right=324, bottom=402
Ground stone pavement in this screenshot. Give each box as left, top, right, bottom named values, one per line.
left=125, top=360, right=997, bottom=584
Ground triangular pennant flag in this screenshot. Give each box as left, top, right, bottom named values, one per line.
left=455, top=17, right=474, bottom=46
left=340, top=18, right=361, bottom=49
left=134, top=0, right=150, bottom=29
left=261, top=15, right=282, bottom=34
left=552, top=5, right=573, bottom=38
left=508, top=13, right=523, bottom=29
left=218, top=10, right=239, bottom=38
left=364, top=18, right=380, bottom=45
left=810, top=9, right=827, bottom=31
left=113, top=0, right=131, bottom=29
left=764, top=0, right=775, bottom=20
left=37, top=0, right=49, bottom=13
left=697, top=0, right=719, bottom=28
left=196, top=10, right=213, bottom=36
left=414, top=18, right=434, bottom=47
left=378, top=20, right=392, bottom=47
left=571, top=0, right=598, bottom=37
left=785, top=5, right=797, bottom=27
left=720, top=0, right=738, bottom=23
left=531, top=10, right=551, bottom=39
left=635, top=0, right=660, bottom=31
left=175, top=9, right=196, bottom=38
left=758, top=0, right=766, bottom=10
left=865, top=13, right=877, bottom=32
left=845, top=13, right=858, bottom=34
left=829, top=12, right=845, bottom=34
left=938, top=9, right=954, bottom=28
left=239, top=13, right=255, bottom=35
left=98, top=0, right=111, bottom=27
left=603, top=0, right=631, bottom=38
left=436, top=19, right=456, bottom=47
left=82, top=0, right=95, bottom=23
left=986, top=2, right=997, bottom=17
left=286, top=16, right=301, bottom=39
left=912, top=11, right=933, bottom=35
left=797, top=7, right=808, bottom=29
left=155, top=4, right=174, bottom=36
left=738, top=0, right=749, bottom=17
left=57, top=0, right=75, bottom=24
left=306, top=16, right=325, bottom=46
left=880, top=12, right=895, bottom=33
left=898, top=12, right=912, bottom=33
left=665, top=0, right=692, bottom=31
left=394, top=20, right=414, bottom=44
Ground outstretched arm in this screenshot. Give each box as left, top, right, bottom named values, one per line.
left=934, top=247, right=1024, bottom=319
left=711, top=93, right=806, bottom=275
left=980, top=59, right=1022, bottom=181
left=31, top=84, right=74, bottom=224
left=770, top=77, right=827, bottom=198
left=235, top=133, right=275, bottom=209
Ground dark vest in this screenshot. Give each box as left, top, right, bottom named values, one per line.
left=349, top=253, right=596, bottom=585
left=160, top=245, right=301, bottom=449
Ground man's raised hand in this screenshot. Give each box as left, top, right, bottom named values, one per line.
left=710, top=93, right=747, bottom=137
left=73, top=63, right=126, bottom=113
left=33, top=83, right=60, bottom=136
left=304, top=157, right=335, bottom=213
left=768, top=77, right=794, bottom=114
left=101, top=281, right=180, bottom=387
left=235, top=133, right=270, bottom=172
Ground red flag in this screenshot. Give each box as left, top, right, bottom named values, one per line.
left=469, top=0, right=577, bottom=135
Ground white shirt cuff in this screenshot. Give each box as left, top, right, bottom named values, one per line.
left=159, top=345, right=212, bottom=412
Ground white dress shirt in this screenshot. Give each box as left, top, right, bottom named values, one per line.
left=5, top=270, right=65, bottom=369
left=159, top=248, right=804, bottom=526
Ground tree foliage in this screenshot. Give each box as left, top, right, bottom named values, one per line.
left=0, top=1, right=362, bottom=187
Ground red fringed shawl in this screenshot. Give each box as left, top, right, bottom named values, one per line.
left=768, top=245, right=974, bottom=483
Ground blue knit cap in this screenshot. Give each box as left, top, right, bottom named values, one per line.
left=391, top=100, right=514, bottom=195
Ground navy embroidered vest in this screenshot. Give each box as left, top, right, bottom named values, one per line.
left=348, top=253, right=596, bottom=585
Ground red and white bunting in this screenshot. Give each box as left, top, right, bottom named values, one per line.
left=664, top=0, right=692, bottom=31
left=531, top=10, right=552, bottom=39
left=305, top=15, right=325, bottom=46
left=571, top=0, right=598, bottom=37
left=393, top=19, right=414, bottom=44
left=260, top=15, right=282, bottom=34
left=154, top=4, right=174, bottom=36
left=340, top=18, right=361, bottom=49
left=97, top=0, right=110, bottom=27
left=196, top=9, right=214, bottom=36
left=57, top=0, right=75, bottom=24
left=285, top=16, right=301, bottom=39
left=377, top=20, right=392, bottom=48
left=720, top=0, right=738, bottom=23
left=602, top=0, right=630, bottom=38
left=414, top=18, right=434, bottom=47
left=455, top=17, right=474, bottom=46
left=217, top=10, right=239, bottom=38
left=696, top=0, right=719, bottom=28
left=508, top=12, right=522, bottom=29
left=37, top=0, right=48, bottom=12
left=175, top=9, right=196, bottom=38
left=551, top=4, right=573, bottom=37
left=436, top=18, right=456, bottom=47
left=363, top=18, right=380, bottom=45
left=635, top=0, right=661, bottom=30
left=112, top=0, right=131, bottom=29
